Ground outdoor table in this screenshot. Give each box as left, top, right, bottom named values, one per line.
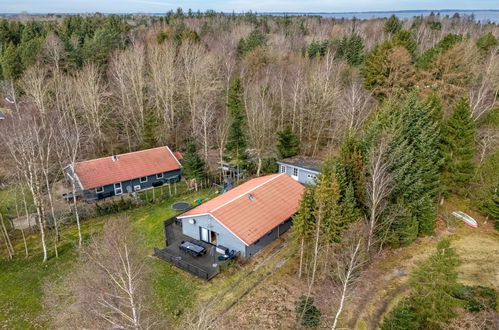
left=179, top=241, right=206, bottom=257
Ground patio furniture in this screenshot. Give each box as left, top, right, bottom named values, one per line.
left=179, top=240, right=206, bottom=257
left=217, top=250, right=236, bottom=261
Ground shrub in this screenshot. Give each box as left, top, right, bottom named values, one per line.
left=453, top=285, right=497, bottom=312
left=381, top=299, right=419, bottom=330
left=295, top=296, right=321, bottom=328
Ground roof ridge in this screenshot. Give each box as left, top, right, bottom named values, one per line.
left=76, top=146, right=169, bottom=164
left=209, top=173, right=285, bottom=213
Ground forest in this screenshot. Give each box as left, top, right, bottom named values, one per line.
left=0, top=10, right=498, bottom=329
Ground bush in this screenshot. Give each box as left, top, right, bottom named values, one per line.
left=295, top=296, right=321, bottom=328
left=260, top=158, right=278, bottom=175
left=452, top=285, right=497, bottom=312
left=381, top=299, right=419, bottom=330
left=95, top=197, right=138, bottom=216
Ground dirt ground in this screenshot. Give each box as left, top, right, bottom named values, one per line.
left=217, top=205, right=499, bottom=329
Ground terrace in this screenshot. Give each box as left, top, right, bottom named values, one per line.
left=153, top=217, right=227, bottom=280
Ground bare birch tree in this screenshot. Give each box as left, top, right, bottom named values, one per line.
left=74, top=62, right=108, bottom=153
left=365, top=136, right=394, bottom=253
left=331, top=223, right=367, bottom=329
left=111, top=43, right=147, bottom=151
left=148, top=41, right=178, bottom=144
left=73, top=217, right=155, bottom=329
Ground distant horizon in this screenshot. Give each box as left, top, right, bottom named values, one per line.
left=1, top=8, right=499, bottom=15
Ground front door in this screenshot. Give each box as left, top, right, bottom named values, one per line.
left=200, top=227, right=209, bottom=242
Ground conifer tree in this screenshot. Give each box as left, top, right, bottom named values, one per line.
left=441, top=98, right=476, bottom=196
left=182, top=140, right=206, bottom=180
left=225, top=78, right=249, bottom=169
left=1, top=43, right=21, bottom=79
left=384, top=15, right=402, bottom=34
left=316, top=163, right=344, bottom=244
left=277, top=125, right=300, bottom=158
left=409, top=239, right=460, bottom=328
left=141, top=110, right=158, bottom=149
left=293, top=186, right=316, bottom=278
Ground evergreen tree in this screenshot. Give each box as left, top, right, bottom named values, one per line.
left=409, top=239, right=460, bottom=328
left=277, top=125, right=300, bottom=158
left=1, top=43, right=21, bottom=79
left=392, top=30, right=417, bottom=55
left=224, top=78, right=249, bottom=169
left=338, top=34, right=364, bottom=66
left=293, top=186, right=317, bottom=277
left=182, top=140, right=206, bottom=180
left=476, top=32, right=498, bottom=54
left=441, top=98, right=475, bottom=196
left=316, top=162, right=345, bottom=244
left=384, top=15, right=402, bottom=34
left=141, top=110, right=158, bottom=149
left=237, top=30, right=266, bottom=56
left=381, top=299, right=419, bottom=330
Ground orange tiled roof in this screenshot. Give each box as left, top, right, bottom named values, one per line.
left=178, top=173, right=305, bottom=245
left=74, top=146, right=181, bottom=189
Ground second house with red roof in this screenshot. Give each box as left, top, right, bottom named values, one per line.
left=65, top=146, right=183, bottom=201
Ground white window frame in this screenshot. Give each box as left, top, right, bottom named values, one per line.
left=140, top=176, right=148, bottom=183
left=293, top=168, right=299, bottom=177
left=280, top=165, right=286, bottom=173
left=95, top=186, right=104, bottom=193
left=133, top=185, right=141, bottom=191
left=156, top=173, right=164, bottom=179
left=114, top=182, right=122, bottom=195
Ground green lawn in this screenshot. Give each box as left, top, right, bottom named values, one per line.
left=0, top=188, right=217, bottom=329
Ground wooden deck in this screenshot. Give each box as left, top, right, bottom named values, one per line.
left=154, top=220, right=225, bottom=280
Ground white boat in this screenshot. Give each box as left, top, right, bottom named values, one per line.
left=451, top=211, right=478, bottom=228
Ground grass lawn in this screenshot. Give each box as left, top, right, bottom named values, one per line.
left=0, top=188, right=217, bottom=329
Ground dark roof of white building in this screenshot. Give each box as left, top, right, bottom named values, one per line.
left=277, top=156, right=322, bottom=172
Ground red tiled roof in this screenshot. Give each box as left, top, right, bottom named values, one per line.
left=74, top=146, right=181, bottom=189
left=173, top=151, right=183, bottom=161
left=178, top=173, right=305, bottom=245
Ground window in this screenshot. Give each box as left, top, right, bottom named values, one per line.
left=114, top=182, right=122, bottom=195
left=293, top=168, right=299, bottom=177
left=95, top=186, right=104, bottom=193
left=133, top=185, right=141, bottom=191
left=280, top=165, right=286, bottom=173
left=156, top=173, right=164, bottom=179
left=140, top=176, right=147, bottom=183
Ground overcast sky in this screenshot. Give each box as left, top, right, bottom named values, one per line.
left=1, top=0, right=498, bottom=14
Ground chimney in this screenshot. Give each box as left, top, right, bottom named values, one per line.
left=112, top=155, right=118, bottom=162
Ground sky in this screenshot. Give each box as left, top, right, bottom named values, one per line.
left=1, top=0, right=498, bottom=14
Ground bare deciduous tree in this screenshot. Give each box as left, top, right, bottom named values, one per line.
left=331, top=222, right=367, bottom=330
left=365, top=136, right=394, bottom=253
left=73, top=217, right=155, bottom=329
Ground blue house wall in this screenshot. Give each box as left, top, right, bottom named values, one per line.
left=180, top=214, right=247, bottom=256
left=180, top=214, right=293, bottom=258
left=276, top=162, right=319, bottom=185
left=83, top=169, right=181, bottom=200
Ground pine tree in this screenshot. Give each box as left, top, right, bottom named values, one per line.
left=225, top=78, right=249, bottom=169
left=293, top=186, right=316, bottom=278
left=277, top=125, right=300, bottom=158
left=315, top=164, right=344, bottom=244
left=141, top=110, right=158, bottom=149
left=392, top=30, right=417, bottom=55
left=1, top=43, right=21, bottom=80
left=409, top=239, right=460, bottom=328
left=384, top=15, right=402, bottom=34
left=441, top=98, right=475, bottom=196
left=338, top=34, right=364, bottom=66
left=182, top=140, right=206, bottom=180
